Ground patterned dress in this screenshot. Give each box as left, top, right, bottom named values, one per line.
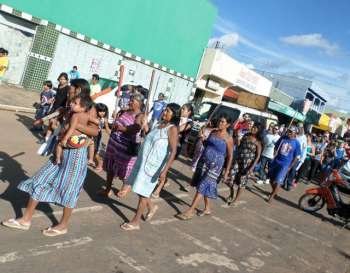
left=104, top=111, right=141, bottom=180
left=18, top=148, right=88, bottom=208
left=128, top=124, right=173, bottom=198
left=192, top=133, right=227, bottom=199
left=231, top=134, right=258, bottom=188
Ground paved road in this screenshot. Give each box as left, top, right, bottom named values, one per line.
left=0, top=111, right=349, bottom=273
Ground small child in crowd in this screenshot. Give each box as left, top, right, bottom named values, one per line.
left=88, top=103, right=111, bottom=171
left=55, top=93, right=96, bottom=164
left=33, top=81, right=56, bottom=130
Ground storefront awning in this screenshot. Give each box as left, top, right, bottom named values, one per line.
left=268, top=100, right=305, bottom=121
left=313, top=114, right=331, bottom=131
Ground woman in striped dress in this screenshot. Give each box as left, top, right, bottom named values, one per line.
left=2, top=79, right=99, bottom=236
left=100, top=94, right=146, bottom=197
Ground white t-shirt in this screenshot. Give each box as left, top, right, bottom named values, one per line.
left=262, top=133, right=280, bottom=159
left=90, top=83, right=101, bottom=96
left=297, top=134, right=308, bottom=162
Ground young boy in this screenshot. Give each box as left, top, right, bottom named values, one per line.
left=55, top=93, right=96, bottom=164
left=35, top=81, right=55, bottom=118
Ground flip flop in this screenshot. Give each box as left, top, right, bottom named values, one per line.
left=120, top=223, right=140, bottom=231
left=145, top=205, right=159, bottom=221
left=42, top=227, right=68, bottom=237
left=88, top=161, right=96, bottom=168
left=176, top=213, right=194, bottom=221
left=117, top=186, right=131, bottom=198
left=197, top=211, right=211, bottom=217
left=2, top=219, right=31, bottom=231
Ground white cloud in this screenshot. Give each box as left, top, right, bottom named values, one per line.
left=208, top=33, right=239, bottom=49
left=212, top=15, right=350, bottom=109
left=280, top=33, right=339, bottom=56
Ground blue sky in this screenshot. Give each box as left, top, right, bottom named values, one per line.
left=209, top=0, right=350, bottom=112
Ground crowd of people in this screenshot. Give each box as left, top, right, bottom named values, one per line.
left=1, top=71, right=349, bottom=235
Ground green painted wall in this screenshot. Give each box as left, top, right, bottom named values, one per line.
left=1, top=0, right=217, bottom=77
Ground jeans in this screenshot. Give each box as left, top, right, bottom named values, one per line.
left=309, top=159, right=321, bottom=181
left=285, top=163, right=299, bottom=188
left=258, top=156, right=272, bottom=180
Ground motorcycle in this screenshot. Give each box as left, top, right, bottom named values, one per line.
left=298, top=168, right=350, bottom=227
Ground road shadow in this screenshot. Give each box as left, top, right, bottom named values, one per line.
left=15, top=113, right=42, bottom=141
left=0, top=151, right=58, bottom=225
left=158, top=188, right=191, bottom=214
left=167, top=167, right=192, bottom=192
left=83, top=169, right=136, bottom=223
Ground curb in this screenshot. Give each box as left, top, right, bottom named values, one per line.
left=0, top=104, right=36, bottom=114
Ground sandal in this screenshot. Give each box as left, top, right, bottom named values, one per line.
left=117, top=186, right=131, bottom=198
left=226, top=196, right=234, bottom=205
left=42, top=227, right=68, bottom=237
left=120, top=223, right=140, bottom=231
left=145, top=205, right=159, bottom=221
left=88, top=161, right=96, bottom=168
left=2, top=219, right=31, bottom=231
left=176, top=213, right=194, bottom=221
left=197, top=210, right=211, bottom=217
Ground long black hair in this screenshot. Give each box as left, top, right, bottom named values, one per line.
left=70, top=78, right=91, bottom=96
left=95, top=103, right=109, bottom=118
left=182, top=103, right=194, bottom=118
left=166, top=103, right=181, bottom=126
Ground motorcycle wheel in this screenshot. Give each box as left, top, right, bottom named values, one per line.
left=298, top=193, right=325, bottom=212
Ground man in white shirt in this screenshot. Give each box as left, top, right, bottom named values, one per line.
left=90, top=74, right=101, bottom=96
left=257, top=124, right=280, bottom=184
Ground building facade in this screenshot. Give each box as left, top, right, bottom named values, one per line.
left=0, top=0, right=216, bottom=105
left=193, top=48, right=272, bottom=110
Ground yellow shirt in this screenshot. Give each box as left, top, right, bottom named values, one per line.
left=0, top=56, right=9, bottom=76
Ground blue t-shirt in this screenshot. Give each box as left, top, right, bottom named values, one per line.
left=69, top=70, right=80, bottom=80
left=40, top=89, right=55, bottom=106
left=274, top=137, right=301, bottom=167
left=335, top=148, right=345, bottom=159
left=152, top=100, right=167, bottom=120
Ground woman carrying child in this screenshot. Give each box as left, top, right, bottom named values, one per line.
left=2, top=79, right=99, bottom=236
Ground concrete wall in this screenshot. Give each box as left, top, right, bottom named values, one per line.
left=1, top=0, right=217, bottom=78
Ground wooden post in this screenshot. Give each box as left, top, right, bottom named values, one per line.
left=146, top=69, right=156, bottom=113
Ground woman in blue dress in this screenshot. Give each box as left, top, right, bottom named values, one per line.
left=119, top=103, right=180, bottom=231
left=2, top=79, right=99, bottom=236
left=177, top=114, right=233, bottom=220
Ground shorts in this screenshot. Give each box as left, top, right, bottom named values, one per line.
left=268, top=161, right=289, bottom=185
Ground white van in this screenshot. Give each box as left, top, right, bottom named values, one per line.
left=187, top=101, right=278, bottom=154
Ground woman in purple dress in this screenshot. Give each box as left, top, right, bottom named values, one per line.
left=100, top=94, right=147, bottom=197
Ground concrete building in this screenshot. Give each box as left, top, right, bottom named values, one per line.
left=256, top=70, right=327, bottom=114
left=193, top=48, right=272, bottom=110
left=0, top=0, right=216, bottom=105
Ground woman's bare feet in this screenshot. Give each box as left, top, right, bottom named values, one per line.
left=117, top=185, right=131, bottom=198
